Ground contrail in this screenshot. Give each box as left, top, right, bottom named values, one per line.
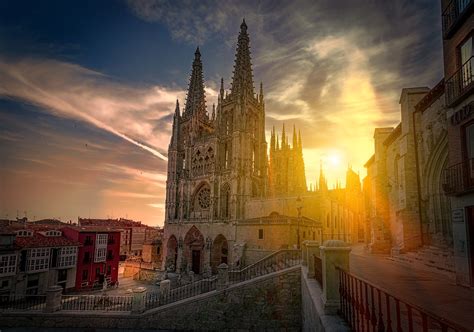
left=0, top=61, right=169, bottom=162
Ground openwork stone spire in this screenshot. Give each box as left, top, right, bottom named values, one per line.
left=231, top=19, right=255, bottom=99
left=184, top=47, right=206, bottom=118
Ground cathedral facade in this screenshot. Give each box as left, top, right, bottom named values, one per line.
left=162, top=20, right=348, bottom=275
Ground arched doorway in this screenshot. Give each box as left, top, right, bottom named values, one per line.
left=166, top=235, right=178, bottom=271
left=211, top=234, right=228, bottom=274
left=184, top=226, right=204, bottom=274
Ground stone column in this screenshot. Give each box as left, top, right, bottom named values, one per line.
left=217, top=263, right=229, bottom=290
left=44, top=285, right=63, bottom=313
left=320, top=240, right=351, bottom=314
left=131, top=287, right=147, bottom=314
left=176, top=236, right=183, bottom=273
left=160, top=280, right=170, bottom=297
left=305, top=240, right=321, bottom=277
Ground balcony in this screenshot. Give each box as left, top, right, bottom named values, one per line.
left=442, top=0, right=472, bottom=38
left=442, top=158, right=474, bottom=195
left=445, top=56, right=473, bottom=107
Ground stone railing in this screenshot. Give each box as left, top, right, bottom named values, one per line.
left=228, top=249, right=301, bottom=283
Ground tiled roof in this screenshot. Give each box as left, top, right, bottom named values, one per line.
left=62, top=225, right=122, bottom=233
left=78, top=218, right=146, bottom=228
left=14, top=232, right=81, bottom=249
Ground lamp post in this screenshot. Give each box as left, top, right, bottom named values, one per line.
left=296, top=196, right=303, bottom=249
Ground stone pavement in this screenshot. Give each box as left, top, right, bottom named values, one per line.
left=350, top=244, right=474, bottom=330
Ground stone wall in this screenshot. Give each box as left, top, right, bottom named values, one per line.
left=301, top=266, right=349, bottom=331
left=0, top=267, right=302, bottom=331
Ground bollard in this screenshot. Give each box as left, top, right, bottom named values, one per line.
left=305, top=240, right=321, bottom=277
left=301, top=240, right=308, bottom=266
left=44, top=285, right=63, bottom=313
left=160, top=279, right=171, bottom=297
left=320, top=240, right=351, bottom=314
left=131, top=287, right=147, bottom=314
left=217, top=263, right=229, bottom=290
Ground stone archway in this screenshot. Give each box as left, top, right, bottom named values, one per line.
left=166, top=235, right=178, bottom=271
left=211, top=234, right=228, bottom=274
left=184, top=226, right=204, bottom=274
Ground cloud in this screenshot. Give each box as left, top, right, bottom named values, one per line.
left=0, top=57, right=186, bottom=161
left=127, top=0, right=441, bottom=184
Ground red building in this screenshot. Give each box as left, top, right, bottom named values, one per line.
left=62, top=226, right=120, bottom=291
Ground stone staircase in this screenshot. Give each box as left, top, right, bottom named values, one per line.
left=388, top=245, right=455, bottom=279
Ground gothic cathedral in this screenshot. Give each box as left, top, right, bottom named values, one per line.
left=163, top=20, right=309, bottom=275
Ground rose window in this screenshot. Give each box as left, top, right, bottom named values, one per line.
left=197, top=187, right=211, bottom=209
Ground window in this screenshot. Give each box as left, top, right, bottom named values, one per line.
left=95, top=267, right=101, bottom=277
left=107, top=250, right=113, bottom=260
left=82, top=269, right=88, bottom=280
left=157, top=246, right=161, bottom=255
left=16, top=230, right=33, bottom=237
left=466, top=123, right=474, bottom=159
left=45, top=230, right=61, bottom=237
left=258, top=229, right=264, bottom=239
left=96, top=234, right=108, bottom=246
left=57, top=247, right=77, bottom=268
left=460, top=36, right=473, bottom=89
left=95, top=248, right=107, bottom=262
left=107, top=265, right=111, bottom=275
left=458, top=0, right=471, bottom=14
left=0, top=254, right=17, bottom=276
left=27, top=248, right=50, bottom=272
left=26, top=276, right=39, bottom=295
left=83, top=251, right=91, bottom=264
left=1, top=280, right=9, bottom=288
left=84, top=236, right=93, bottom=246
left=57, top=269, right=68, bottom=283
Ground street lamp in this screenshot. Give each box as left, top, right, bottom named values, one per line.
left=296, top=196, right=303, bottom=249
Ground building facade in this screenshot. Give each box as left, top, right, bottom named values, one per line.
left=440, top=0, right=474, bottom=286
left=0, top=222, right=80, bottom=296
left=78, top=218, right=157, bottom=259
left=62, top=226, right=120, bottom=291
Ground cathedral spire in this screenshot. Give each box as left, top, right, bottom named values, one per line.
left=231, top=19, right=255, bottom=99
left=184, top=47, right=206, bottom=118
left=282, top=123, right=286, bottom=148
left=259, top=82, right=264, bottom=103
left=292, top=125, right=297, bottom=149
left=220, top=77, right=224, bottom=99
left=319, top=159, right=328, bottom=192
left=174, top=99, right=180, bottom=117
left=270, top=126, right=275, bottom=152
left=276, top=134, right=280, bottom=150
left=170, top=99, right=180, bottom=147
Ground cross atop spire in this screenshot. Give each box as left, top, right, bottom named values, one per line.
left=184, top=47, right=206, bottom=118
left=231, top=19, right=255, bottom=99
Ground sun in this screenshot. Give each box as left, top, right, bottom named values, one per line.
left=328, top=153, right=342, bottom=167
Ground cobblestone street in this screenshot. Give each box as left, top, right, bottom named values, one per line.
left=350, top=245, right=474, bottom=330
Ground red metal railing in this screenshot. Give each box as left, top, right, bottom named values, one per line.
left=446, top=56, right=473, bottom=106
left=314, top=255, right=323, bottom=288
left=442, top=158, right=474, bottom=194
left=337, top=268, right=469, bottom=332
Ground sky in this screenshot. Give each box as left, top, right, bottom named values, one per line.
left=0, top=0, right=443, bottom=226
